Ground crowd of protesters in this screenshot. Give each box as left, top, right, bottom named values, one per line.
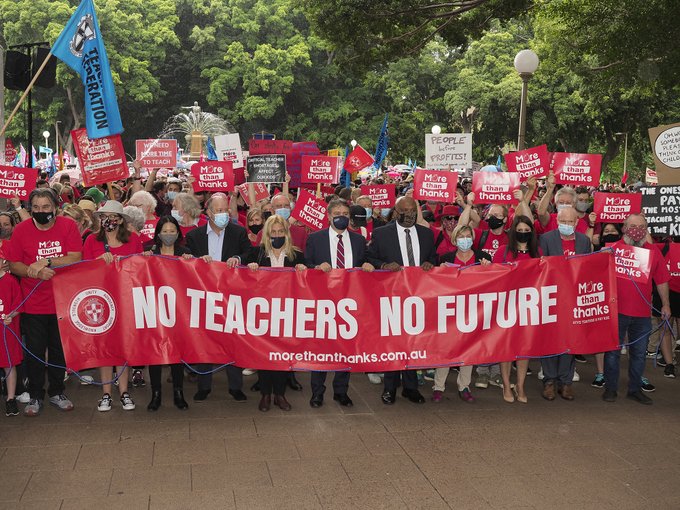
left=0, top=160, right=676, bottom=417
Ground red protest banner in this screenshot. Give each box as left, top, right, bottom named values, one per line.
left=301, top=155, right=341, bottom=184
left=593, top=193, right=642, bottom=222
left=135, top=139, right=178, bottom=169
left=4, top=139, right=16, bottom=163
left=0, top=166, right=35, bottom=200
left=611, top=242, right=651, bottom=284
left=290, top=188, right=329, bottom=230
left=344, top=145, right=374, bottom=173
left=360, top=184, right=396, bottom=208
left=248, top=139, right=293, bottom=156
left=71, top=128, right=128, bottom=187
left=53, top=251, right=619, bottom=372
left=191, top=161, right=234, bottom=192
left=413, top=169, right=458, bottom=202
left=504, top=144, right=551, bottom=180
left=552, top=152, right=602, bottom=186
left=472, top=172, right=521, bottom=204
left=236, top=183, right=270, bottom=207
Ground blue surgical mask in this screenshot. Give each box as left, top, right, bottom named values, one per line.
left=558, top=223, right=575, bottom=236
left=556, top=204, right=571, bottom=212
left=212, top=212, right=230, bottom=229
left=167, top=191, right=177, bottom=201
left=171, top=209, right=183, bottom=223
left=456, top=237, right=473, bottom=252
left=332, top=216, right=350, bottom=231
left=275, top=208, right=291, bottom=221
left=365, top=207, right=373, bottom=219
left=380, top=208, right=391, bottom=218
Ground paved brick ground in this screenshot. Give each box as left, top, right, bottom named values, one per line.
left=1, top=357, right=679, bottom=509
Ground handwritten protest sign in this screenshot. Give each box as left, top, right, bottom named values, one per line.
left=640, top=185, right=680, bottom=236
left=593, top=193, right=642, bottom=222
left=648, top=122, right=680, bottom=185
left=505, top=145, right=551, bottom=180
left=291, top=189, right=329, bottom=230
left=247, top=155, right=286, bottom=183
left=472, top=172, right=520, bottom=204
left=413, top=170, right=458, bottom=202
left=190, top=161, right=234, bottom=192
left=71, top=128, right=128, bottom=187
left=552, top=152, right=602, bottom=186
left=425, top=134, right=472, bottom=169
left=360, top=184, right=396, bottom=208
left=214, top=133, right=244, bottom=168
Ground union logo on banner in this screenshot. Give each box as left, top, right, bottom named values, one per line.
left=69, top=288, right=117, bottom=335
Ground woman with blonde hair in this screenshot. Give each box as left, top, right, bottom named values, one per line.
left=245, top=208, right=264, bottom=246
left=62, top=204, right=92, bottom=241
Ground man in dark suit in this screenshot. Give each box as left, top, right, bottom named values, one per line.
left=185, top=192, right=252, bottom=403
left=305, top=198, right=374, bottom=408
left=366, top=196, right=437, bottom=405
left=539, top=206, right=592, bottom=402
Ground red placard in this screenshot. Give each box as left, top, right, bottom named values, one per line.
left=0, top=165, right=35, bottom=200
left=611, top=242, right=651, bottom=284
left=248, top=139, right=293, bottom=156
left=593, top=193, right=642, bottom=222
left=552, top=152, right=602, bottom=186
left=504, top=144, right=551, bottom=180
left=301, top=182, right=336, bottom=197
left=344, top=145, right=374, bottom=173
left=236, top=183, right=270, bottom=207
left=290, top=189, right=329, bottom=231
left=301, top=155, right=341, bottom=184
left=191, top=161, right=234, bottom=192
left=669, top=244, right=680, bottom=281
left=135, top=139, right=178, bottom=169
left=4, top=139, right=17, bottom=163
left=413, top=169, right=458, bottom=202
left=71, top=128, right=128, bottom=187
left=472, top=172, right=521, bottom=204
left=360, top=184, right=396, bottom=208
left=53, top=251, right=619, bottom=372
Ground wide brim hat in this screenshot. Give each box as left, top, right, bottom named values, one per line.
left=93, top=200, right=130, bottom=221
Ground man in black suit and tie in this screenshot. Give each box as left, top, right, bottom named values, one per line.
left=366, top=196, right=437, bottom=405
left=185, top=192, right=252, bottom=403
left=305, top=198, right=374, bottom=408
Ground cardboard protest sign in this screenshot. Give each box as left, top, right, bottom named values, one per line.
left=301, top=155, right=341, bottom=184
left=344, top=145, right=374, bottom=173
left=214, top=133, right=244, bottom=168
left=413, top=169, right=458, bottom=202
left=611, top=242, right=651, bottom=284
left=645, top=168, right=658, bottom=185
left=552, top=152, right=602, bottom=186
left=593, top=193, right=642, bottom=222
left=191, top=161, right=234, bottom=192
left=0, top=165, right=35, bottom=199
left=247, top=155, right=286, bottom=183
left=648, top=122, right=680, bottom=185
left=360, top=184, right=396, bottom=208
left=71, top=128, right=128, bottom=187
left=290, top=188, right=329, bottom=231
left=471, top=172, right=521, bottom=204
left=504, top=145, right=551, bottom=180
left=135, top=139, right=177, bottom=169
left=236, top=182, right=270, bottom=207
left=425, top=134, right=472, bottom=170
left=640, top=186, right=680, bottom=236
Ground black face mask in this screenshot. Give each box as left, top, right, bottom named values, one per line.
left=249, top=223, right=264, bottom=235
left=33, top=211, right=54, bottom=225
left=271, top=236, right=285, bottom=249
left=515, top=231, right=532, bottom=244
left=600, top=234, right=620, bottom=245
left=262, top=211, right=273, bottom=221
left=487, top=216, right=505, bottom=230
left=398, top=211, right=417, bottom=228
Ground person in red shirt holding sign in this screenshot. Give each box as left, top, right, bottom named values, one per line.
left=537, top=174, right=592, bottom=238
left=0, top=262, right=23, bottom=417
left=603, top=214, right=671, bottom=405
left=6, top=188, right=83, bottom=417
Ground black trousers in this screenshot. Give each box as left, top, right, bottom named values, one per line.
left=310, top=371, right=350, bottom=396
left=22, top=314, right=65, bottom=400
left=259, top=370, right=287, bottom=396
left=195, top=364, right=243, bottom=392
left=383, top=370, right=418, bottom=392
left=149, top=364, right=184, bottom=391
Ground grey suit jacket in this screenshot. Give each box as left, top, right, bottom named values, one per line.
left=539, top=229, right=592, bottom=256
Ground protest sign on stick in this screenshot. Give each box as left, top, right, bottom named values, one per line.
left=413, top=169, right=458, bottom=202
left=246, top=155, right=286, bottom=183
left=504, top=145, right=551, bottom=180
left=552, top=152, right=602, bottom=186
left=71, top=128, right=128, bottom=187
left=471, top=172, right=521, bottom=204
left=593, top=193, right=641, bottom=222
left=191, top=161, right=234, bottom=192
left=290, top=189, right=329, bottom=230
left=135, top=139, right=177, bottom=168
left=360, top=184, right=396, bottom=208
left=425, top=134, right=472, bottom=170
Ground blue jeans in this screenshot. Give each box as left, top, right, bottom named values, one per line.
left=604, top=314, right=650, bottom=394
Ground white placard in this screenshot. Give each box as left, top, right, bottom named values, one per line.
left=425, top=133, right=472, bottom=169
left=214, top=133, right=244, bottom=168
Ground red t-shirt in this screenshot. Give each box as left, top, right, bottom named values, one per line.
left=492, top=245, right=541, bottom=263
left=537, top=213, right=589, bottom=235
left=179, top=216, right=208, bottom=240
left=0, top=273, right=23, bottom=367
left=82, top=232, right=143, bottom=259
left=561, top=239, right=576, bottom=257
left=473, top=228, right=508, bottom=259
left=5, top=216, right=83, bottom=314
left=139, top=217, right=159, bottom=244
left=663, top=243, right=680, bottom=294
left=453, top=254, right=477, bottom=267
left=614, top=241, right=670, bottom=317
left=434, top=228, right=456, bottom=257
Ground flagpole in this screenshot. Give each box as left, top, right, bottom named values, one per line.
left=0, top=50, right=53, bottom=138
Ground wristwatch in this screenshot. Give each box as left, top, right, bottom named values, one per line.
left=45, top=258, right=52, bottom=268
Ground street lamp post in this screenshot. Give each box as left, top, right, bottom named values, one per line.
left=431, top=125, right=441, bottom=135
left=42, top=130, right=50, bottom=153
left=615, top=132, right=628, bottom=181
left=350, top=139, right=357, bottom=149
left=514, top=49, right=539, bottom=151
left=55, top=120, right=61, bottom=157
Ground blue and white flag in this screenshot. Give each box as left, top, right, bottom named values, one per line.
left=51, top=0, right=123, bottom=138
left=206, top=137, right=219, bottom=161
left=372, top=114, right=389, bottom=170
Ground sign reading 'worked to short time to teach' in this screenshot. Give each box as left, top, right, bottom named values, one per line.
left=246, top=154, right=286, bottom=183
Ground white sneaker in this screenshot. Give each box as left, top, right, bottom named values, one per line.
left=367, top=373, right=382, bottom=384
left=16, top=391, right=30, bottom=404
left=120, top=392, right=135, bottom=411
left=573, top=370, right=580, bottom=382
left=538, top=369, right=544, bottom=380
left=242, top=369, right=257, bottom=376
left=488, top=374, right=503, bottom=387
left=80, top=375, right=95, bottom=385
left=98, top=393, right=112, bottom=412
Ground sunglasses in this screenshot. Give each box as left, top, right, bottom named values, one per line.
left=442, top=216, right=457, bottom=221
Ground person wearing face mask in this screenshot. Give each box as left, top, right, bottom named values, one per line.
left=304, top=199, right=374, bottom=408
left=185, top=192, right=252, bottom=403
left=433, top=205, right=459, bottom=257
left=83, top=201, right=143, bottom=413
left=5, top=188, right=83, bottom=417
left=144, top=216, right=193, bottom=411
left=127, top=190, right=159, bottom=248
left=166, top=178, right=182, bottom=204
left=366, top=196, right=437, bottom=405
left=603, top=214, right=671, bottom=405
left=171, top=193, right=208, bottom=239
left=458, top=194, right=514, bottom=260
left=254, top=193, right=309, bottom=251
left=246, top=215, right=307, bottom=411
left=355, top=195, right=385, bottom=240
left=245, top=209, right=264, bottom=246
left=538, top=206, right=592, bottom=402
left=537, top=173, right=590, bottom=235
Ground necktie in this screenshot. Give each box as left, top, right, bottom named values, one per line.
left=405, top=229, right=415, bottom=266
left=336, top=234, right=345, bottom=269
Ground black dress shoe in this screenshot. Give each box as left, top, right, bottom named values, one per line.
left=402, top=389, right=426, bottom=404
left=333, top=393, right=354, bottom=407
left=309, top=394, right=324, bottom=408
left=229, top=389, right=248, bottom=402
left=381, top=390, right=396, bottom=405
left=288, top=374, right=303, bottom=391
left=193, top=389, right=211, bottom=401
left=274, top=395, right=292, bottom=411
left=250, top=381, right=261, bottom=392
left=173, top=389, right=188, bottom=410
left=147, top=391, right=161, bottom=411
left=258, top=394, right=271, bottom=412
